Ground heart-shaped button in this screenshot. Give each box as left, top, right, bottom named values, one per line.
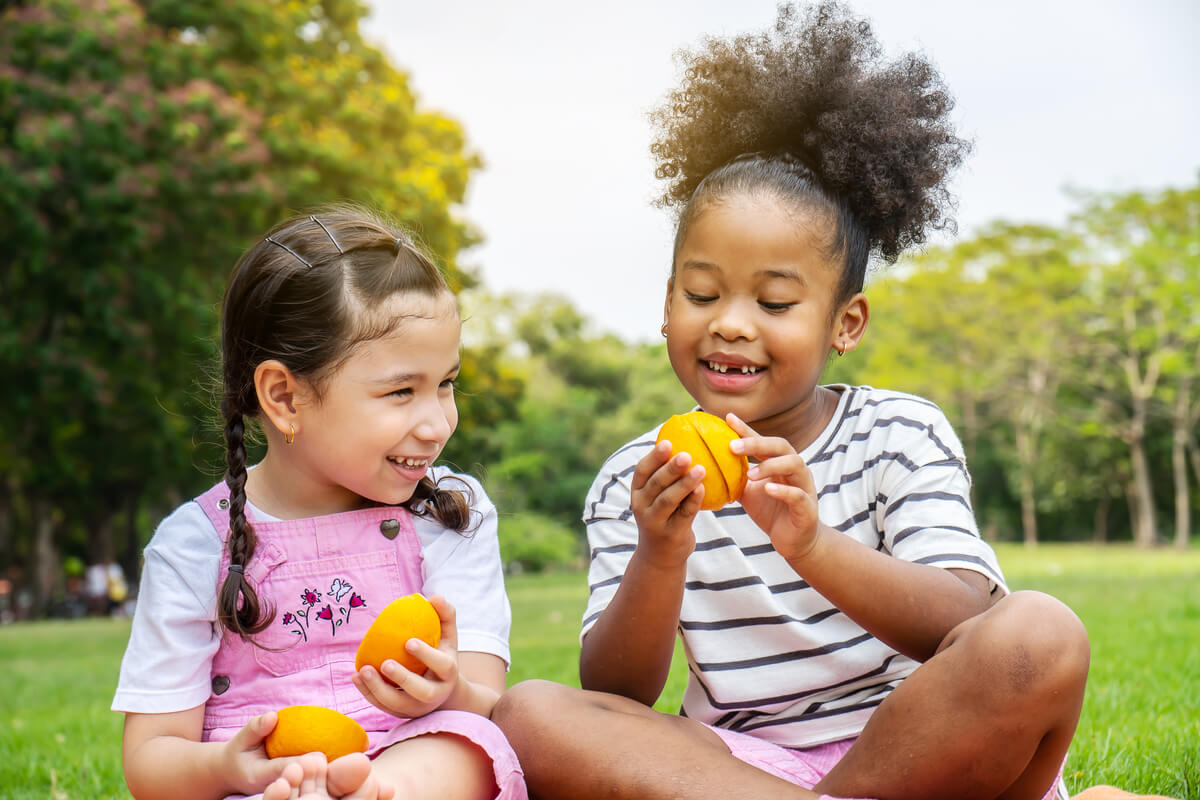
left=380, top=519, right=400, bottom=540
left=212, top=675, right=231, bottom=695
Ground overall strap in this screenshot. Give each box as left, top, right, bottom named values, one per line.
left=194, top=480, right=235, bottom=541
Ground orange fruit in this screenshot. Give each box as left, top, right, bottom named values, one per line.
left=656, top=411, right=749, bottom=510
left=264, top=705, right=368, bottom=760
left=354, top=593, right=441, bottom=677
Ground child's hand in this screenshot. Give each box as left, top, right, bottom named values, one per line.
left=630, top=439, right=706, bottom=568
left=727, top=414, right=823, bottom=565
left=352, top=594, right=463, bottom=719
left=221, top=711, right=293, bottom=796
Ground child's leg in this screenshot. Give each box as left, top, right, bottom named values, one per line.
left=815, top=591, right=1089, bottom=800
left=492, top=679, right=822, bottom=800
left=370, top=733, right=497, bottom=800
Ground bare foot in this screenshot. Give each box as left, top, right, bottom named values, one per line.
left=1073, top=787, right=1179, bottom=800
left=263, top=752, right=331, bottom=800
left=327, top=752, right=394, bottom=800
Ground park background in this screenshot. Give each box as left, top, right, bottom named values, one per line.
left=1, top=1, right=1197, bottom=797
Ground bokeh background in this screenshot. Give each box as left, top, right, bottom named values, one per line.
left=1, top=0, right=1197, bottom=620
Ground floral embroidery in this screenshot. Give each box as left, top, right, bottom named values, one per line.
left=280, top=578, right=366, bottom=641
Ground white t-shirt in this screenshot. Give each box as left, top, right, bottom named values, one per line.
left=583, top=385, right=1006, bottom=748
left=112, top=467, right=511, bottom=715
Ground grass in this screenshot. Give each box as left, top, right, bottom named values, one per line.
left=1, top=543, right=1196, bottom=799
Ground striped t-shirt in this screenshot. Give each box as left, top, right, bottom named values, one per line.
left=582, top=384, right=1006, bottom=748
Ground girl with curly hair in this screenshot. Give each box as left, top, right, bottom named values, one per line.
left=491, top=5, right=1090, bottom=799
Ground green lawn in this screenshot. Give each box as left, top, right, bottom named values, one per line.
left=1, top=544, right=1196, bottom=798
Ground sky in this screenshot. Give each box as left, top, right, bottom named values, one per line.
left=361, top=0, right=1200, bottom=343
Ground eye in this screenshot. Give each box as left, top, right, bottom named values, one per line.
left=389, top=387, right=413, bottom=398
left=439, top=377, right=457, bottom=391
left=684, top=291, right=716, bottom=304
left=759, top=300, right=796, bottom=312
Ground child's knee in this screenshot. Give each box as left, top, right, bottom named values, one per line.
left=972, top=591, right=1090, bottom=704
left=492, top=679, right=571, bottom=730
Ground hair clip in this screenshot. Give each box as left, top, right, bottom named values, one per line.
left=265, top=236, right=313, bottom=268
left=310, top=216, right=344, bottom=254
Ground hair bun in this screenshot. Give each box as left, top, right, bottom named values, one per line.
left=651, top=1, right=971, bottom=262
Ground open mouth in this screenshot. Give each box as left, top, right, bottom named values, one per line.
left=387, top=456, right=429, bottom=469
left=705, top=360, right=764, bottom=375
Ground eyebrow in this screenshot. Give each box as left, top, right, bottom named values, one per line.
left=679, top=261, right=807, bottom=287
left=369, top=361, right=461, bottom=387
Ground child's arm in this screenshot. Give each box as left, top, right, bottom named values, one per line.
left=578, top=440, right=707, bottom=705
left=122, top=706, right=286, bottom=800
left=728, top=414, right=996, bottom=662
left=353, top=595, right=506, bottom=718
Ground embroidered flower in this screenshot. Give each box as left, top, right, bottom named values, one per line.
left=328, top=578, right=352, bottom=602
left=317, top=603, right=338, bottom=635
left=282, top=610, right=307, bottom=641
left=301, top=588, right=320, bottom=606
left=349, top=593, right=365, bottom=609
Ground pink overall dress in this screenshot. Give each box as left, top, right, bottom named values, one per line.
left=194, top=482, right=526, bottom=799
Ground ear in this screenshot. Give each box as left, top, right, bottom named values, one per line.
left=833, top=292, right=870, bottom=355
left=662, top=276, right=675, bottom=334
left=254, top=360, right=308, bottom=440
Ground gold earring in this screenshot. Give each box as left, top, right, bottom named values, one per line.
left=836, top=344, right=846, bottom=357
left=285, top=424, right=296, bottom=444
left=660, top=322, right=668, bottom=338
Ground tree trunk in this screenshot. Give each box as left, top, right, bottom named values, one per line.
left=124, top=492, right=142, bottom=584
left=1015, top=426, right=1039, bottom=547
left=1173, top=379, right=1192, bottom=549
left=1093, top=494, right=1110, bottom=544
left=1129, top=435, right=1158, bottom=547
left=31, top=499, right=59, bottom=618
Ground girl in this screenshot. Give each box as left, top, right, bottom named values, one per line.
left=112, top=205, right=526, bottom=800
left=492, top=4, right=1091, bottom=800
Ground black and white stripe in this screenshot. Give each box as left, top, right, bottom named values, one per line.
left=582, top=385, right=1006, bottom=748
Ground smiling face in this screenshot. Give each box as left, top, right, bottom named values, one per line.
left=285, top=291, right=462, bottom=513
left=664, top=192, right=857, bottom=443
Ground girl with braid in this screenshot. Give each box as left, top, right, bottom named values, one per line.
left=492, top=4, right=1091, bottom=800
left=113, top=205, right=525, bottom=800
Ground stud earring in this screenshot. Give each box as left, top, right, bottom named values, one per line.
left=285, top=424, right=296, bottom=444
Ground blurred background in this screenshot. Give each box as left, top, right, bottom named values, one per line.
left=1, top=0, right=1197, bottom=621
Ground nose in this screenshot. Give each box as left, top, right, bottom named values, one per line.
left=415, top=395, right=456, bottom=444
left=709, top=297, right=758, bottom=342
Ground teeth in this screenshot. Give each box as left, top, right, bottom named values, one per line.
left=707, top=361, right=760, bottom=375
left=389, top=457, right=427, bottom=467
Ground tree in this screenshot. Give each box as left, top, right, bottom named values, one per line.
left=1073, top=180, right=1200, bottom=547
left=1, top=0, right=272, bottom=612
left=1, top=0, right=484, bottom=612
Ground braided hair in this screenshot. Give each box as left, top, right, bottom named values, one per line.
left=217, top=204, right=471, bottom=639
left=651, top=1, right=971, bottom=306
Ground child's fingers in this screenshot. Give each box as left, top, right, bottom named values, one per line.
left=747, top=454, right=817, bottom=495
left=725, top=412, right=759, bottom=439
left=631, top=440, right=674, bottom=492
left=647, top=461, right=705, bottom=517
left=427, top=594, right=459, bottom=651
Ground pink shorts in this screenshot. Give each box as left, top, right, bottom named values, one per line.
left=368, top=709, right=527, bottom=800
left=709, top=725, right=1067, bottom=800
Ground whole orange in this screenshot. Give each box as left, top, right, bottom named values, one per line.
left=354, top=593, right=441, bottom=677
left=656, top=411, right=749, bottom=510
left=264, top=705, right=368, bottom=760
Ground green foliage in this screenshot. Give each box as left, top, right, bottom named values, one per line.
left=1, top=0, right=482, bottom=603
left=497, top=511, right=584, bottom=574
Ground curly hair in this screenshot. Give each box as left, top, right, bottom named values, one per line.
left=651, top=2, right=971, bottom=301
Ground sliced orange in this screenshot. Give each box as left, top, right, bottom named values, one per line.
left=656, top=411, right=748, bottom=510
